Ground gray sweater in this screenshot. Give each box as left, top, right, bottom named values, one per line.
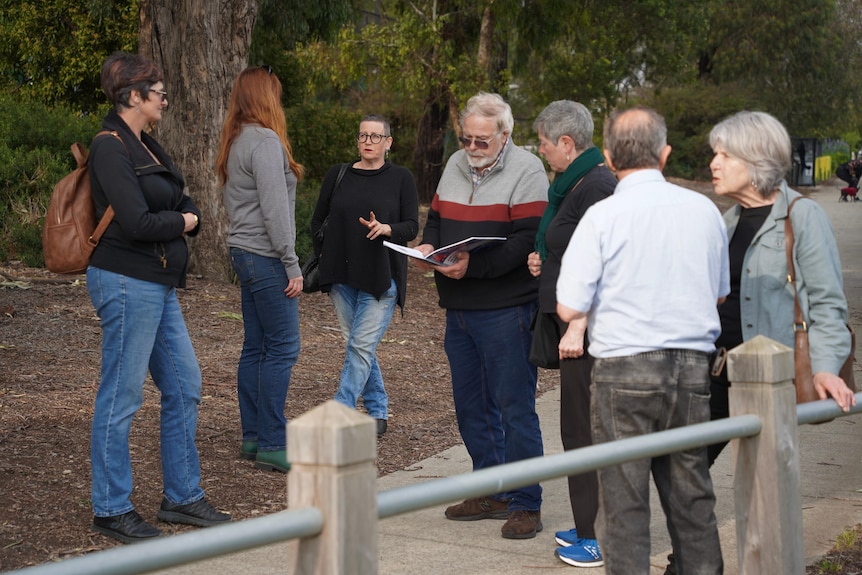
left=223, top=125, right=300, bottom=278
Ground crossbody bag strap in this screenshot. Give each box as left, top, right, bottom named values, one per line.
left=784, top=196, right=806, bottom=333
left=315, top=162, right=351, bottom=249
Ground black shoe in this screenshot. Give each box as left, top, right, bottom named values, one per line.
left=376, top=418, right=388, bottom=436
left=156, top=498, right=231, bottom=527
left=92, top=510, right=162, bottom=544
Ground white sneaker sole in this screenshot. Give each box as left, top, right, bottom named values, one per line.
left=556, top=550, right=604, bottom=568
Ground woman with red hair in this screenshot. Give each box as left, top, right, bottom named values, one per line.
left=216, top=66, right=305, bottom=474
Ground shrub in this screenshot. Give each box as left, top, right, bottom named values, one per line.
left=634, top=83, right=759, bottom=180
left=286, top=102, right=361, bottom=182
left=0, top=93, right=104, bottom=266
left=295, top=177, right=321, bottom=262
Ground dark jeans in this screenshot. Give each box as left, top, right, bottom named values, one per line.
left=230, top=248, right=300, bottom=452
left=444, top=302, right=544, bottom=511
left=591, top=350, right=723, bottom=575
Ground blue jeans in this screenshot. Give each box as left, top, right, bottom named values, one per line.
left=444, top=302, right=543, bottom=511
left=329, top=280, right=397, bottom=420
left=591, top=350, right=723, bottom=575
left=87, top=266, right=205, bottom=517
left=230, top=248, right=300, bottom=452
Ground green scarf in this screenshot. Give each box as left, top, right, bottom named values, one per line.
left=534, top=146, right=605, bottom=261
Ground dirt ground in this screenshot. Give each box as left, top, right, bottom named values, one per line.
left=1, top=179, right=859, bottom=573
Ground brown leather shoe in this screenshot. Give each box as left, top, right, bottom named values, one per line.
left=501, top=509, right=542, bottom=539
left=444, top=496, right=509, bottom=521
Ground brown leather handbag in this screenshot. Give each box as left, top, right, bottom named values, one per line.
left=785, top=197, right=856, bottom=403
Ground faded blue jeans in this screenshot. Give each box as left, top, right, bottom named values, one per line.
left=329, top=280, right=397, bottom=420
left=444, top=302, right=543, bottom=511
left=230, top=248, right=300, bottom=452
left=87, top=266, right=205, bottom=516
left=591, top=350, right=723, bottom=575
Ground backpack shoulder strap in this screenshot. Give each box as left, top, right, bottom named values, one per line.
left=88, top=131, right=127, bottom=245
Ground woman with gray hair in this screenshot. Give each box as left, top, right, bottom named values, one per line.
left=526, top=100, right=615, bottom=568
left=707, top=110, right=855, bottom=464
left=665, top=109, right=857, bottom=575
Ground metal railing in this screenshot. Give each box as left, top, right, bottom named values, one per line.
left=8, top=341, right=860, bottom=574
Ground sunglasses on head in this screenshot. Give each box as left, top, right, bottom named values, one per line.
left=458, top=136, right=493, bottom=150
left=261, top=64, right=273, bottom=74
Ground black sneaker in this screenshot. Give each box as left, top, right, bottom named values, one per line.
left=376, top=419, right=388, bottom=436
left=156, top=498, right=231, bottom=527
left=92, top=510, right=162, bottom=544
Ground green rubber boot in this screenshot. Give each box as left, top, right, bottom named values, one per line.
left=240, top=440, right=258, bottom=461
left=254, top=450, right=290, bottom=473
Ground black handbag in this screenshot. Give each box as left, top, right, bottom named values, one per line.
left=529, top=309, right=561, bottom=370
left=302, top=163, right=348, bottom=294
left=301, top=252, right=322, bottom=293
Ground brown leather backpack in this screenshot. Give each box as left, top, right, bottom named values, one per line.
left=42, top=131, right=124, bottom=274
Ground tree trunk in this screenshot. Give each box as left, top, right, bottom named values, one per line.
left=412, top=91, right=449, bottom=205
left=138, top=0, right=259, bottom=281
left=477, top=4, right=494, bottom=85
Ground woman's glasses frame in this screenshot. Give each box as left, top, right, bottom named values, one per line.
left=151, top=89, right=168, bottom=102
left=356, top=132, right=389, bottom=144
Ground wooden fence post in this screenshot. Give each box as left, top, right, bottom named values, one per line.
left=727, top=335, right=804, bottom=575
left=286, top=400, right=377, bottom=575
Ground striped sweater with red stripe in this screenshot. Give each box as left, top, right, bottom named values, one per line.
left=421, top=142, right=549, bottom=310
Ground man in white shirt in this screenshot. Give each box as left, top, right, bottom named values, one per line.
left=556, top=107, right=729, bottom=575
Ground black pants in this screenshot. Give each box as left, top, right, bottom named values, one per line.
left=555, top=315, right=599, bottom=540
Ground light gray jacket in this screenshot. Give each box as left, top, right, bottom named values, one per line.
left=724, top=181, right=849, bottom=375
left=223, top=125, right=300, bottom=278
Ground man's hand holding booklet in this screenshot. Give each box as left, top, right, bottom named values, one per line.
left=383, top=237, right=506, bottom=266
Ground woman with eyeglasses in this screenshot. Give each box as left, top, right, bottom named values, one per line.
left=216, top=66, right=305, bottom=474
left=86, top=51, right=229, bottom=544
left=310, top=115, right=419, bottom=436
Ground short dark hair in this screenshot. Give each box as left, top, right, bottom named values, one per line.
left=100, top=51, right=163, bottom=110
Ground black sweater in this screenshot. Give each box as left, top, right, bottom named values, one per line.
left=88, top=110, right=200, bottom=288
left=538, top=165, right=616, bottom=312
left=310, top=161, right=419, bottom=309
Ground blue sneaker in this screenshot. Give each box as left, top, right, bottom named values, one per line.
left=554, top=527, right=578, bottom=546
left=556, top=538, right=604, bottom=567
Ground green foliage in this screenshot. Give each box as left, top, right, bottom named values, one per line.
left=294, top=178, right=320, bottom=262
left=249, top=0, right=355, bottom=106
left=0, top=0, right=138, bottom=112
left=513, top=0, right=706, bottom=118
left=0, top=93, right=102, bottom=266
left=286, top=102, right=362, bottom=182
left=695, top=0, right=859, bottom=137
left=635, top=83, right=759, bottom=180
left=295, top=3, right=487, bottom=123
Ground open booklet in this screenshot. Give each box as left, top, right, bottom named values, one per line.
left=383, top=236, right=506, bottom=266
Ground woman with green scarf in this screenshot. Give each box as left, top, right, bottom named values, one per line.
left=526, top=100, right=616, bottom=569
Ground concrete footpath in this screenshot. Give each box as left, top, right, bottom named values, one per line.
left=157, top=184, right=862, bottom=574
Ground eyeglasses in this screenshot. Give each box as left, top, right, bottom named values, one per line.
left=356, top=132, right=388, bottom=144
left=261, top=64, right=273, bottom=74
left=458, top=136, right=494, bottom=149
left=151, top=89, right=168, bottom=102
